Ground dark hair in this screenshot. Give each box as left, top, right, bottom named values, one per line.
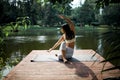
left=62, top=24, right=75, bottom=40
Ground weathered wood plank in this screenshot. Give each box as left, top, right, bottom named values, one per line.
left=3, top=50, right=120, bottom=80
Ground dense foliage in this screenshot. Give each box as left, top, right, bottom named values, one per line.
left=71, top=1, right=96, bottom=25
left=0, top=0, right=73, bottom=27
left=49, top=0, right=73, bottom=4
left=95, top=30, right=120, bottom=74
left=101, top=4, right=120, bottom=28
left=96, top=0, right=120, bottom=8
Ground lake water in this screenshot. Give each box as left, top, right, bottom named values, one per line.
left=0, top=27, right=108, bottom=79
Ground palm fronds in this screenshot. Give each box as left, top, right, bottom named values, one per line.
left=93, top=30, right=120, bottom=72
left=101, top=56, right=120, bottom=63
left=102, top=66, right=120, bottom=72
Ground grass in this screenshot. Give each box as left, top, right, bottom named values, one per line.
left=2, top=25, right=110, bottom=36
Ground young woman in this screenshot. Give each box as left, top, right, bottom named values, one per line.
left=48, top=15, right=75, bottom=63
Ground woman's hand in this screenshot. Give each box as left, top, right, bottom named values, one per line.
left=58, top=15, right=64, bottom=19
left=47, top=48, right=53, bottom=53
left=58, top=14, right=75, bottom=33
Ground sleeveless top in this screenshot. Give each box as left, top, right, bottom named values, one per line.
left=65, top=38, right=75, bottom=43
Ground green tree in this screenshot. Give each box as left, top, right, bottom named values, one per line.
left=101, top=4, right=120, bottom=28
left=71, top=0, right=96, bottom=25
left=48, top=0, right=73, bottom=5
left=96, top=0, right=120, bottom=8
left=36, top=0, right=72, bottom=27
left=40, top=3, right=57, bottom=27
left=0, top=0, right=17, bottom=25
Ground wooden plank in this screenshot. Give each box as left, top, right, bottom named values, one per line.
left=3, top=50, right=120, bottom=80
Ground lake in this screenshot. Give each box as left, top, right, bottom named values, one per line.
left=0, top=27, right=109, bottom=79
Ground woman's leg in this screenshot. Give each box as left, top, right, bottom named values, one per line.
left=66, top=47, right=74, bottom=59
left=61, top=50, right=68, bottom=63
left=59, top=42, right=68, bottom=63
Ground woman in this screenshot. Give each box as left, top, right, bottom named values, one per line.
left=48, top=15, right=75, bottom=63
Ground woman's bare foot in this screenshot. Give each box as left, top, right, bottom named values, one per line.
left=63, top=59, right=68, bottom=63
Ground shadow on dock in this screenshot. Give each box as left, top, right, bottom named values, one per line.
left=63, top=58, right=98, bottom=80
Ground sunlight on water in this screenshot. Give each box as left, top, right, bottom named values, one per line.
left=6, top=35, right=61, bottom=44
left=37, top=36, right=47, bottom=43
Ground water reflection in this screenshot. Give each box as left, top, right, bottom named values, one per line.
left=37, top=36, right=47, bottom=43
left=97, top=39, right=103, bottom=55
left=75, top=32, right=98, bottom=50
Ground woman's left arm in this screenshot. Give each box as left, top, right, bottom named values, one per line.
left=48, top=35, right=64, bottom=52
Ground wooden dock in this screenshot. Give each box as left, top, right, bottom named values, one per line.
left=3, top=50, right=120, bottom=80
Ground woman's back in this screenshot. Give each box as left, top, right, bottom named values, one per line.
left=63, top=34, right=75, bottom=49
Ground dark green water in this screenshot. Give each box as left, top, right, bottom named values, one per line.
left=0, top=27, right=108, bottom=79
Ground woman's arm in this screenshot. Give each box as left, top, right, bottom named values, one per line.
left=58, top=15, right=75, bottom=33
left=48, top=35, right=64, bottom=52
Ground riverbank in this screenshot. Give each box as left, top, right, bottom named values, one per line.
left=3, top=25, right=109, bottom=36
